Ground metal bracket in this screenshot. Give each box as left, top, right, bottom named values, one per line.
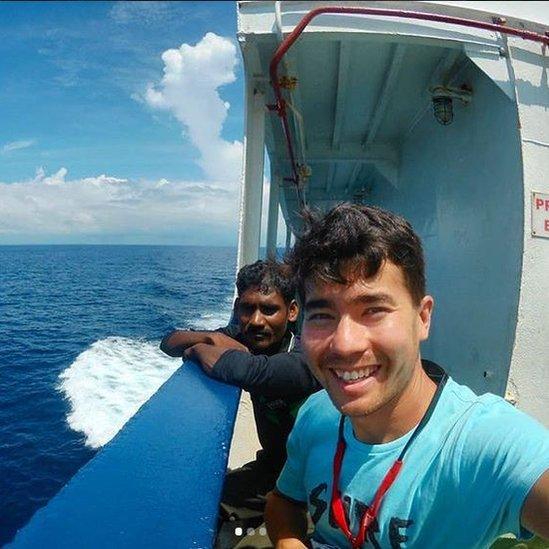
left=278, top=75, right=298, bottom=90
left=430, top=85, right=473, bottom=104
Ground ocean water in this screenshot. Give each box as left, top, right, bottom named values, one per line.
left=0, top=245, right=236, bottom=545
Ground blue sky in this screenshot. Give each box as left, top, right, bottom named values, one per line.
left=2, top=2, right=549, bottom=246
left=0, top=1, right=252, bottom=245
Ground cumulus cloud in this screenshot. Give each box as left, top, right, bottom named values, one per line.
left=145, top=33, right=242, bottom=183
left=0, top=167, right=239, bottom=244
left=34, top=166, right=68, bottom=185
left=2, top=139, right=36, bottom=154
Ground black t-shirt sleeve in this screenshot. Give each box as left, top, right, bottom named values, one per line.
left=210, top=346, right=320, bottom=399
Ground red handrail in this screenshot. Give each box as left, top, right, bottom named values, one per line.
left=269, top=6, right=549, bottom=189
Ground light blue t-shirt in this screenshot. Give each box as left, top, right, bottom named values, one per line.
left=276, top=376, right=549, bottom=548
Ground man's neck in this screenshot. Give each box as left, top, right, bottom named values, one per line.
left=351, top=360, right=437, bottom=445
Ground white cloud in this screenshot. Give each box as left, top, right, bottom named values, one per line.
left=110, top=1, right=189, bottom=26
left=145, top=33, right=243, bottom=183
left=0, top=168, right=239, bottom=243
left=39, top=166, right=68, bottom=185
left=2, top=139, right=36, bottom=154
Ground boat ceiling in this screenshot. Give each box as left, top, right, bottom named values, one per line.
left=249, top=35, right=467, bottom=227
left=238, top=1, right=545, bottom=232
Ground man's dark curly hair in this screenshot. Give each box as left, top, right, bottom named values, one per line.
left=236, top=259, right=296, bottom=304
left=287, top=203, right=426, bottom=305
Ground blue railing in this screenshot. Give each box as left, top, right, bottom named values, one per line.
left=10, top=361, right=240, bottom=548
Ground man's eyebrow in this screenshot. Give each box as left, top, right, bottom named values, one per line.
left=354, top=293, right=396, bottom=306
left=304, top=293, right=396, bottom=311
left=304, top=298, right=331, bottom=311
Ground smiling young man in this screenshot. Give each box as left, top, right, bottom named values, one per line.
left=160, top=260, right=320, bottom=543
left=265, top=204, right=549, bottom=549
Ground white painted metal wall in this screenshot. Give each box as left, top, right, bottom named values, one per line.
left=506, top=36, right=549, bottom=424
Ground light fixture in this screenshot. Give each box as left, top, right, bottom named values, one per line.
left=430, top=85, right=473, bottom=126
left=432, top=93, right=453, bottom=125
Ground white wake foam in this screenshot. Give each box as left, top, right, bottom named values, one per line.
left=58, top=337, right=181, bottom=448
left=194, top=296, right=234, bottom=330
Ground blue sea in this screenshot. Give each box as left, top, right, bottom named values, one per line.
left=0, top=245, right=236, bottom=545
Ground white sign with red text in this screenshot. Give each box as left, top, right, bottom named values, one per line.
left=532, top=192, right=549, bottom=239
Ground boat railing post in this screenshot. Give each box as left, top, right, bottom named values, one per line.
left=285, top=222, right=292, bottom=253
left=266, top=173, right=280, bottom=259
left=237, top=86, right=266, bottom=270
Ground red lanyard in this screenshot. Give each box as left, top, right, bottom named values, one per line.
left=329, top=370, right=447, bottom=549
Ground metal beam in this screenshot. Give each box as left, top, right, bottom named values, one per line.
left=363, top=44, right=407, bottom=146
left=308, top=143, right=399, bottom=188
left=237, top=87, right=266, bottom=270
left=376, top=161, right=399, bottom=189
left=332, top=41, right=351, bottom=150
left=325, top=163, right=336, bottom=192
left=285, top=222, right=292, bottom=253
left=435, top=48, right=464, bottom=85
left=307, top=142, right=398, bottom=163
left=346, top=162, right=363, bottom=193
left=286, top=191, right=356, bottom=203
left=311, top=157, right=394, bottom=164
left=266, top=174, right=280, bottom=259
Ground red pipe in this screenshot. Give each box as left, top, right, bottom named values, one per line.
left=269, top=6, right=549, bottom=188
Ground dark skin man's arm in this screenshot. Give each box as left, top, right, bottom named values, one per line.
left=521, top=469, right=549, bottom=540
left=184, top=342, right=249, bottom=371
left=159, top=330, right=248, bottom=357
left=265, top=491, right=310, bottom=549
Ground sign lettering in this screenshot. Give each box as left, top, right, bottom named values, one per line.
left=532, top=192, right=549, bottom=239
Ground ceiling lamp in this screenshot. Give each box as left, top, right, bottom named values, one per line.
left=431, top=85, right=473, bottom=126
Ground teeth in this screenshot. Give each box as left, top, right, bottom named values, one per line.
left=334, top=367, right=377, bottom=382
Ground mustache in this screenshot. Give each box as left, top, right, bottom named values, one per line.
left=244, top=328, right=271, bottom=336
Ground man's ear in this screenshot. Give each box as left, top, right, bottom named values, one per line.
left=418, top=295, right=434, bottom=342
left=287, top=299, right=299, bottom=323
